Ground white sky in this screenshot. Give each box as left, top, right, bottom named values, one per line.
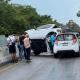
left=11, top=0, right=80, bottom=25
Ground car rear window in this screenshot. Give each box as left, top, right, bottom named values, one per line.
left=56, top=34, right=76, bottom=41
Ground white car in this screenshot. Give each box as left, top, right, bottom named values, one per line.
left=54, top=33, right=80, bottom=57
left=25, top=24, right=62, bottom=55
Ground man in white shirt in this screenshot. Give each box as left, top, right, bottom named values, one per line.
left=7, top=34, right=17, bottom=63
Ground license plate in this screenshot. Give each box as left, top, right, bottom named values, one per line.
left=63, top=44, right=68, bottom=46
left=62, top=43, right=68, bottom=46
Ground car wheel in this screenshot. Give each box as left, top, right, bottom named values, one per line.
left=33, top=51, right=41, bottom=55
left=54, top=54, right=58, bottom=58
left=76, top=52, right=80, bottom=57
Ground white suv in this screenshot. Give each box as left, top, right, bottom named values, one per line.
left=54, top=33, right=79, bottom=57
left=26, top=24, right=62, bottom=55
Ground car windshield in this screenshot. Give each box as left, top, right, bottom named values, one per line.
left=37, top=24, right=53, bottom=29
left=57, top=34, right=75, bottom=41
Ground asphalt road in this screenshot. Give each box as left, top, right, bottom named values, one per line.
left=0, top=53, right=80, bottom=80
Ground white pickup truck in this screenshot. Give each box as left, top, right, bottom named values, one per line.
left=25, top=24, right=62, bottom=55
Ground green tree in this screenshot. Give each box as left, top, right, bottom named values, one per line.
left=0, top=0, right=61, bottom=35
left=77, top=10, right=80, bottom=17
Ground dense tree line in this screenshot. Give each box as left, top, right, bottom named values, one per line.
left=66, top=20, right=80, bottom=32
left=61, top=20, right=80, bottom=33
left=0, top=0, right=60, bottom=35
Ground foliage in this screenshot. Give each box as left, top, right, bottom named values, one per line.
left=77, top=10, right=80, bottom=17
left=65, top=20, right=80, bottom=32
left=0, top=0, right=61, bottom=35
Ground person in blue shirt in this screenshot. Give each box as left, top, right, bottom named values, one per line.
left=49, top=34, right=55, bottom=53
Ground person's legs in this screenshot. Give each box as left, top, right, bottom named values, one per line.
left=17, top=43, right=21, bottom=58
left=9, top=43, right=17, bottom=63
left=13, top=53, right=18, bottom=62
left=50, top=45, right=53, bottom=53
left=9, top=45, right=14, bottom=62
left=19, top=45, right=24, bottom=60
left=18, top=45, right=21, bottom=58
left=49, top=42, right=53, bottom=53
left=26, top=47, right=31, bottom=60
left=10, top=54, right=14, bottom=62
left=12, top=44, right=18, bottom=62
left=23, top=46, right=27, bottom=60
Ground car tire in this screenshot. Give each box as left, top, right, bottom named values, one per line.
left=54, top=54, right=58, bottom=58
left=33, top=51, right=41, bottom=56
left=76, top=52, right=80, bottom=57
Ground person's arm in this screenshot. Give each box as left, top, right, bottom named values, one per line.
left=47, top=37, right=50, bottom=42
left=6, top=38, right=10, bottom=47
left=29, top=38, right=31, bottom=44
left=23, top=39, right=26, bottom=48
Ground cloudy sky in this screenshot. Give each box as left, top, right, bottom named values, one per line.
left=11, top=0, right=80, bottom=25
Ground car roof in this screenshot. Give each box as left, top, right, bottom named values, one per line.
left=36, top=24, right=55, bottom=29
left=57, top=33, right=76, bottom=36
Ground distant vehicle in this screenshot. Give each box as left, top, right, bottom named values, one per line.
left=54, top=33, right=80, bottom=58
left=25, top=24, right=62, bottom=55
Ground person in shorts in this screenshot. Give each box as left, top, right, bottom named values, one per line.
left=7, top=34, right=17, bottom=63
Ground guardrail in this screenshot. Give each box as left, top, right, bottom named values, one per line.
left=0, top=45, right=19, bottom=64
left=0, top=46, right=11, bottom=64
left=0, top=35, right=19, bottom=64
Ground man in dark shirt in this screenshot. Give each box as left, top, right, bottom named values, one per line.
left=50, top=34, right=55, bottom=53
left=18, top=33, right=25, bottom=60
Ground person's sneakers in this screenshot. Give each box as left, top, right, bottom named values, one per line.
left=28, top=59, right=32, bottom=60
left=10, top=60, right=14, bottom=63
left=26, top=59, right=32, bottom=62
left=51, top=52, right=53, bottom=54
left=14, top=59, right=18, bottom=63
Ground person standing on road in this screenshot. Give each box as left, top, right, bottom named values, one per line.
left=24, top=33, right=32, bottom=62
left=49, top=34, right=55, bottom=53
left=17, top=33, right=25, bottom=60
left=7, top=34, right=18, bottom=63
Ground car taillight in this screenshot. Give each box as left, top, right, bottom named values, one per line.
left=72, top=37, right=77, bottom=44
left=55, top=40, right=58, bottom=45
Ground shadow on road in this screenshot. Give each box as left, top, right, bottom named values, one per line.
left=31, top=53, right=54, bottom=58
left=31, top=52, right=80, bottom=59
left=57, top=52, right=80, bottom=59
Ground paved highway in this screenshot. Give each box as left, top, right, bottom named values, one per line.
left=0, top=54, right=80, bottom=80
